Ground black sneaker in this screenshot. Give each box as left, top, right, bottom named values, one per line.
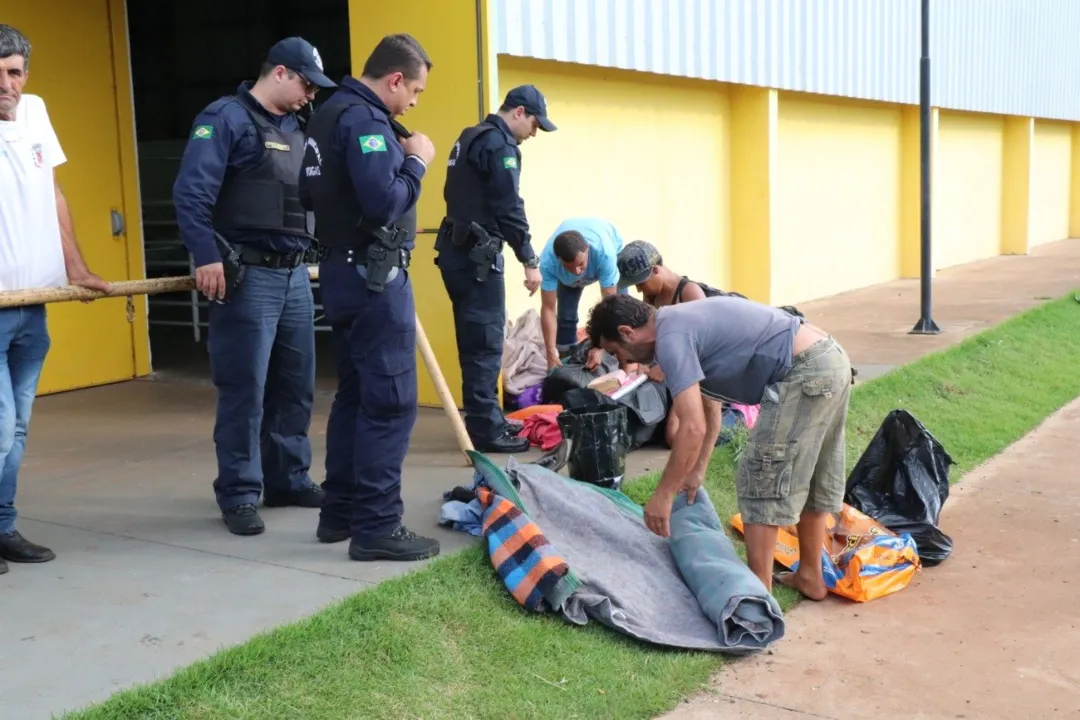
left=0, top=531, right=56, bottom=563
left=535, top=438, right=572, bottom=474
left=222, top=504, right=266, bottom=535
left=263, top=483, right=325, bottom=508
left=348, top=525, right=440, bottom=562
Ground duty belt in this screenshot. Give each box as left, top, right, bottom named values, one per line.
left=238, top=246, right=307, bottom=269
left=318, top=245, right=412, bottom=269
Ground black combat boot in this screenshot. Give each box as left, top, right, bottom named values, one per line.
left=349, top=525, right=441, bottom=562
left=222, top=503, right=265, bottom=535
left=316, top=521, right=350, bottom=544
left=263, top=483, right=325, bottom=508
left=478, top=425, right=530, bottom=454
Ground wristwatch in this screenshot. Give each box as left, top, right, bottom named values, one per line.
left=524, top=256, right=540, bottom=269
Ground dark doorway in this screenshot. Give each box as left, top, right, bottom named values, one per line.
left=125, top=0, right=350, bottom=378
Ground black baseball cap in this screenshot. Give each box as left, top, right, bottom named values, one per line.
left=266, top=37, right=337, bottom=89
left=503, top=85, right=557, bottom=131
left=617, top=240, right=663, bottom=288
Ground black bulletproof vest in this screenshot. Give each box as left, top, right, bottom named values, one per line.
left=211, top=93, right=313, bottom=240
left=301, top=92, right=417, bottom=250
left=443, top=122, right=507, bottom=233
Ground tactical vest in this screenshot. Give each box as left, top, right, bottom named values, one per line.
left=301, top=92, right=417, bottom=250
left=443, top=122, right=510, bottom=233
left=211, top=92, right=313, bottom=240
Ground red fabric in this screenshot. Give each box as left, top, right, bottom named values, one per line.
left=518, top=412, right=563, bottom=451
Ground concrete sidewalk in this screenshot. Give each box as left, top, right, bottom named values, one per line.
left=2, top=239, right=1079, bottom=719
left=661, top=397, right=1080, bottom=720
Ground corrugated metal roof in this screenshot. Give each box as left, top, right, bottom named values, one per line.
left=492, top=0, right=1080, bottom=121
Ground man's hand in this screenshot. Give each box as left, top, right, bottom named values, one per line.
left=647, top=364, right=665, bottom=383
left=401, top=132, right=436, bottom=165
left=68, top=270, right=111, bottom=303
left=585, top=346, right=604, bottom=370
left=524, top=266, right=541, bottom=295
left=546, top=350, right=562, bottom=371
left=644, top=487, right=676, bottom=538
left=682, top=466, right=705, bottom=505
left=196, top=262, right=226, bottom=301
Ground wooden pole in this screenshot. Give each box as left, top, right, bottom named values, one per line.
left=0, top=268, right=476, bottom=464
left=415, top=314, right=475, bottom=467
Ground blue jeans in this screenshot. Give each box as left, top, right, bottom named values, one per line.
left=555, top=283, right=629, bottom=347
left=317, top=253, right=417, bottom=541
left=207, top=265, right=316, bottom=510
left=0, top=306, right=50, bottom=535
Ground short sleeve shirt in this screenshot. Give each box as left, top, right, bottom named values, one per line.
left=0, top=94, right=68, bottom=291
left=539, top=217, right=624, bottom=292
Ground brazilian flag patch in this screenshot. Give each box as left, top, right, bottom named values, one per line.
left=359, top=134, right=387, bottom=154
left=192, top=125, right=214, bottom=140
left=502, top=156, right=518, bottom=169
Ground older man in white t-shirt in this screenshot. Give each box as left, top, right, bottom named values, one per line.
left=0, top=25, right=109, bottom=573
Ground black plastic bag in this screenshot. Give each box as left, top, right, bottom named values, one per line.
left=843, top=409, right=955, bottom=566
left=556, top=404, right=630, bottom=490
left=562, top=386, right=668, bottom=449
left=541, top=339, right=620, bottom=404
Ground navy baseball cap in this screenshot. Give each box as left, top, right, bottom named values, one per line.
left=266, top=37, right=337, bottom=89
left=503, top=85, right=557, bottom=131
left=617, top=240, right=663, bottom=288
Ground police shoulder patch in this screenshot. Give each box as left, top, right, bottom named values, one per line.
left=192, top=125, right=214, bottom=140
left=502, top=156, right=518, bottom=169
left=359, top=134, right=387, bottom=154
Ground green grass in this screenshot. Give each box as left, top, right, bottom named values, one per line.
left=66, top=292, right=1080, bottom=720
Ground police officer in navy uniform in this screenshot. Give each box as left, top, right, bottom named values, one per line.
left=299, top=33, right=440, bottom=562
left=174, top=37, right=338, bottom=536
left=436, top=85, right=556, bottom=454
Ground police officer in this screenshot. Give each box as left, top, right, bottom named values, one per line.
left=436, top=85, right=556, bottom=453
left=173, top=37, right=337, bottom=536
left=299, top=33, right=439, bottom=562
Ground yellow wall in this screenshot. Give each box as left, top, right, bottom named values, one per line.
left=1030, top=120, right=1072, bottom=247
left=772, top=94, right=903, bottom=306
left=347, top=0, right=483, bottom=408
left=933, top=111, right=1005, bottom=270
left=9, top=0, right=150, bottom=395
left=496, top=56, right=732, bottom=324
left=14, top=4, right=1080, bottom=403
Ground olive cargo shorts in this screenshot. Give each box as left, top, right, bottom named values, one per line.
left=735, top=336, right=852, bottom=527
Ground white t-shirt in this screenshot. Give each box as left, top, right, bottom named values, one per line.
left=0, top=93, right=68, bottom=291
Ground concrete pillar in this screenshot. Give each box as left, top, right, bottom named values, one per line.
left=1000, top=116, right=1035, bottom=255
left=729, top=85, right=778, bottom=304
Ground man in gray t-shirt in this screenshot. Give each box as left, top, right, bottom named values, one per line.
left=586, top=294, right=853, bottom=601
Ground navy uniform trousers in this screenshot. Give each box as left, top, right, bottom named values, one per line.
left=317, top=250, right=417, bottom=541
left=208, top=262, right=315, bottom=510
left=437, top=247, right=506, bottom=445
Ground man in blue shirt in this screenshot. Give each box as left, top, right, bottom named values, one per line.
left=299, top=33, right=440, bottom=562
left=173, top=37, right=337, bottom=536
left=539, top=217, right=626, bottom=370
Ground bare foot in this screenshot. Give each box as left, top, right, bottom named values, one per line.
left=773, top=571, right=828, bottom=601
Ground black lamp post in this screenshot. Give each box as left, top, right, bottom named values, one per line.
left=910, top=0, right=942, bottom=335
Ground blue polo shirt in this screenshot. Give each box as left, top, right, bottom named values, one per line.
left=539, top=217, right=624, bottom=292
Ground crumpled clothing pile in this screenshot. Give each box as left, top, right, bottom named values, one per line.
left=501, top=308, right=547, bottom=396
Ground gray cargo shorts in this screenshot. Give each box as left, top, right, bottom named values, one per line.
left=735, top=336, right=852, bottom=527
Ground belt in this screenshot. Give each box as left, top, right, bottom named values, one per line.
left=238, top=246, right=306, bottom=269
left=318, top=245, right=412, bottom=269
